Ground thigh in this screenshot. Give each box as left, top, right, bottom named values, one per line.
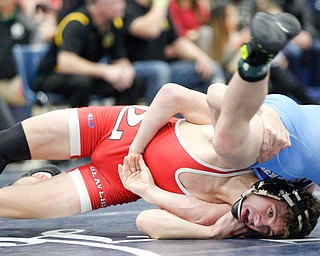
left=0, top=173, right=80, bottom=218
left=22, top=109, right=70, bottom=159
left=68, top=163, right=140, bottom=212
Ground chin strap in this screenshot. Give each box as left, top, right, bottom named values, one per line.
left=231, top=188, right=255, bottom=220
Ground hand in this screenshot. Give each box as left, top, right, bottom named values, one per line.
left=195, top=56, right=215, bottom=80
left=118, top=154, right=155, bottom=198
left=209, top=212, right=249, bottom=239
left=100, top=63, right=135, bottom=91
left=258, top=106, right=291, bottom=163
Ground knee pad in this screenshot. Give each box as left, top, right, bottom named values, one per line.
left=0, top=123, right=31, bottom=174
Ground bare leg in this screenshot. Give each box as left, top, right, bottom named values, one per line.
left=0, top=173, right=80, bottom=218
left=22, top=109, right=70, bottom=159
left=208, top=73, right=266, bottom=168
left=209, top=12, right=301, bottom=168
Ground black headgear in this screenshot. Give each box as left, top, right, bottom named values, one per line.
left=231, top=179, right=309, bottom=232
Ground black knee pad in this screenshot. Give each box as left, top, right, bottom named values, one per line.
left=0, top=123, right=31, bottom=174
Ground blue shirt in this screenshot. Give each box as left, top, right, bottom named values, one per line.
left=251, top=94, right=320, bottom=186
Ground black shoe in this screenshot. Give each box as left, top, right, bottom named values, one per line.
left=7, top=164, right=62, bottom=186
left=241, top=12, right=301, bottom=65
left=20, top=164, right=62, bottom=178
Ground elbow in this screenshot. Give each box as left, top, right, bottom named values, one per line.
left=57, top=53, right=69, bottom=73
left=136, top=211, right=162, bottom=239
left=57, top=52, right=75, bottom=73
left=212, top=129, right=236, bottom=160
left=144, top=29, right=162, bottom=40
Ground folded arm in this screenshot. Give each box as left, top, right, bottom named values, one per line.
left=129, top=83, right=213, bottom=154
left=119, top=155, right=228, bottom=225
left=136, top=208, right=248, bottom=239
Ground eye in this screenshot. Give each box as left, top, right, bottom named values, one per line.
left=268, top=208, right=273, bottom=218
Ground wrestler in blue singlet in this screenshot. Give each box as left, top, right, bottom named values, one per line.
left=252, top=94, right=320, bottom=186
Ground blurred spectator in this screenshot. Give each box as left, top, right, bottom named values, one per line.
left=209, top=1, right=250, bottom=80
left=58, top=0, right=84, bottom=21
left=271, top=0, right=320, bottom=90
left=33, top=3, right=58, bottom=44
left=33, top=0, right=140, bottom=108
left=309, top=0, right=320, bottom=35
left=0, top=0, right=32, bottom=122
left=169, top=0, right=212, bottom=52
left=208, top=0, right=318, bottom=104
left=123, top=0, right=225, bottom=104
left=228, top=0, right=257, bottom=28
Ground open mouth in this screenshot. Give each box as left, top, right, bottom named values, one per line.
left=241, top=209, right=250, bottom=224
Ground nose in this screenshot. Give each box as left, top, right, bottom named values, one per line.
left=253, top=215, right=270, bottom=234
left=253, top=214, right=264, bottom=227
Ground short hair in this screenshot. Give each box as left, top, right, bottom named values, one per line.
left=282, top=188, right=320, bottom=238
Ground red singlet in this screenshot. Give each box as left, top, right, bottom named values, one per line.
left=66, top=106, right=252, bottom=212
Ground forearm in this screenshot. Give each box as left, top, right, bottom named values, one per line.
left=136, top=209, right=246, bottom=240
left=130, top=83, right=210, bottom=154
left=136, top=209, right=213, bottom=239
left=172, top=37, right=208, bottom=61
left=57, top=51, right=104, bottom=78
left=129, top=0, right=169, bottom=39
left=142, top=184, right=229, bottom=225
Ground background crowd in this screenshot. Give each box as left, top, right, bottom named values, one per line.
left=1, top=0, right=320, bottom=131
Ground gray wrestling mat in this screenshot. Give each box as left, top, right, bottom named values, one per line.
left=0, top=161, right=319, bottom=256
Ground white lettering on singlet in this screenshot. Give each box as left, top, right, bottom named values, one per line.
left=109, top=106, right=148, bottom=140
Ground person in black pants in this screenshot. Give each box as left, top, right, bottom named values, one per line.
left=34, top=0, right=140, bottom=107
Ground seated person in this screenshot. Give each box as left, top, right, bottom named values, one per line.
left=123, top=0, right=225, bottom=104
left=34, top=0, right=139, bottom=108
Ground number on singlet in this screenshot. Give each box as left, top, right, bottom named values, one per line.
left=109, top=106, right=148, bottom=140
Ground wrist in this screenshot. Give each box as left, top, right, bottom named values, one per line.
left=143, top=184, right=158, bottom=203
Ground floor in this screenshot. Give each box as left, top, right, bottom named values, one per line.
left=0, top=160, right=319, bottom=256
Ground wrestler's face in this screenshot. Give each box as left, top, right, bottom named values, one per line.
left=240, top=194, right=288, bottom=237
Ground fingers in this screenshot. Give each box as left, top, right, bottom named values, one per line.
left=258, top=125, right=291, bottom=163
left=118, top=164, right=127, bottom=185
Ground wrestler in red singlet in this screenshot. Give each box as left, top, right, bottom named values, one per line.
left=67, top=106, right=252, bottom=212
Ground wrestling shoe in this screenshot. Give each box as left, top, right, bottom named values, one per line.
left=8, top=164, right=62, bottom=186
left=19, top=164, right=62, bottom=179
left=238, top=12, right=301, bottom=82
left=240, top=12, right=301, bottom=66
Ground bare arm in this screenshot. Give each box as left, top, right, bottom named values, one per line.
left=119, top=155, right=228, bottom=225
left=169, top=37, right=215, bottom=80
left=136, top=209, right=249, bottom=239
left=57, top=51, right=134, bottom=90
left=129, top=83, right=212, bottom=154
left=128, top=0, right=169, bottom=40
